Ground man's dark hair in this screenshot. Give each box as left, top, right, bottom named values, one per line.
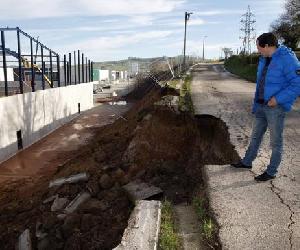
left=257, top=33, right=279, bottom=48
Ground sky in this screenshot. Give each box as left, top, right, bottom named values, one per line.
left=0, top=0, right=284, bottom=62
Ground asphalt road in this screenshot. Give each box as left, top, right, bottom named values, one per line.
left=191, top=63, right=300, bottom=250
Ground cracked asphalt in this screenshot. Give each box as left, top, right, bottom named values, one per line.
left=191, top=63, right=300, bottom=250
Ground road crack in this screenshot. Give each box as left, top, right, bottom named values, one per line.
left=270, top=181, right=295, bottom=250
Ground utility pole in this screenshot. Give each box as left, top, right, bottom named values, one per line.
left=240, top=5, right=256, bottom=55
left=183, top=11, right=193, bottom=70
left=202, top=36, right=207, bottom=61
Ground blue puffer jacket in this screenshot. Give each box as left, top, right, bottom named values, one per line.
left=253, top=45, right=300, bottom=113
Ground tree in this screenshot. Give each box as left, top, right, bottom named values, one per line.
left=271, top=0, right=300, bottom=50
left=222, top=48, right=233, bottom=59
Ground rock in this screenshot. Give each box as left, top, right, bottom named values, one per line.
left=94, top=150, right=106, bottom=163
left=111, top=168, right=125, bottom=181
left=119, top=175, right=130, bottom=186
left=43, top=195, right=58, bottom=204
left=37, top=237, right=50, bottom=250
left=64, top=235, right=81, bottom=250
left=43, top=216, right=60, bottom=230
left=49, top=173, right=89, bottom=188
left=123, top=180, right=163, bottom=202
left=64, top=192, right=91, bottom=214
left=51, top=197, right=69, bottom=212
left=80, top=214, right=101, bottom=232
left=97, top=188, right=121, bottom=202
left=79, top=198, right=110, bottom=213
left=86, top=180, right=100, bottom=196
left=62, top=214, right=81, bottom=238
left=102, top=164, right=117, bottom=171
left=55, top=228, right=64, bottom=240
left=35, top=222, right=47, bottom=240
left=143, top=114, right=152, bottom=121
left=57, top=214, right=67, bottom=220
left=17, top=229, right=32, bottom=250
left=99, top=174, right=113, bottom=189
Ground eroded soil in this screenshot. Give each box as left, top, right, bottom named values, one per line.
left=0, top=79, right=239, bottom=249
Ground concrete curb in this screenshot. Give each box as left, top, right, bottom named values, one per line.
left=113, top=200, right=162, bottom=250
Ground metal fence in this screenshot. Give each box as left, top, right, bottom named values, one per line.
left=0, top=27, right=94, bottom=96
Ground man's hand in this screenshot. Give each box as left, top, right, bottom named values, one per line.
left=267, top=96, right=277, bottom=107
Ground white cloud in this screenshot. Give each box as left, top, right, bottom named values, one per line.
left=0, top=0, right=185, bottom=19
left=189, top=19, right=205, bottom=26
left=166, top=17, right=205, bottom=27
left=129, top=16, right=155, bottom=25
left=194, top=10, right=244, bottom=16
left=58, top=30, right=174, bottom=57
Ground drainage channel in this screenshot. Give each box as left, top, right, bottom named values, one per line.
left=0, top=83, right=238, bottom=250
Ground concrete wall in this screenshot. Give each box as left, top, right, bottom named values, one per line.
left=0, top=82, right=93, bottom=163
left=0, top=68, right=14, bottom=81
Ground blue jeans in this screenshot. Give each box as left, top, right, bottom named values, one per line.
left=242, top=104, right=286, bottom=176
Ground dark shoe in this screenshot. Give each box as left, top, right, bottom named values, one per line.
left=231, top=161, right=252, bottom=169
left=254, top=172, right=275, bottom=182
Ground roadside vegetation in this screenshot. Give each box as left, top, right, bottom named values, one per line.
left=166, top=78, right=181, bottom=89
left=224, top=50, right=299, bottom=83
left=179, top=74, right=194, bottom=113
left=224, top=55, right=259, bottom=83
left=192, top=196, right=220, bottom=249
left=159, top=200, right=181, bottom=250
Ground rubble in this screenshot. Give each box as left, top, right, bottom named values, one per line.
left=17, top=229, right=32, bottom=250
left=50, top=197, right=69, bottom=212
left=64, top=192, right=91, bottom=214
left=49, top=173, right=89, bottom=188
left=123, top=180, right=163, bottom=202
left=35, top=222, right=47, bottom=240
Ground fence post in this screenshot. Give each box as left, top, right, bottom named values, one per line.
left=64, top=54, right=67, bottom=86
left=41, top=45, right=45, bottom=90
left=88, top=59, right=91, bottom=82
left=68, top=52, right=72, bottom=84
left=42, top=61, right=45, bottom=90
left=1, top=31, right=8, bottom=96
left=85, top=57, right=88, bottom=83
left=82, top=53, right=84, bottom=83
left=91, top=61, right=94, bottom=82
left=17, top=28, right=23, bottom=94
left=74, top=51, right=77, bottom=85
left=78, top=50, right=80, bottom=84
left=57, top=55, right=61, bottom=87
left=30, top=38, right=35, bottom=92
left=50, top=50, right=53, bottom=87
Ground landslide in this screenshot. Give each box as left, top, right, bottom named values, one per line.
left=0, top=78, right=238, bottom=250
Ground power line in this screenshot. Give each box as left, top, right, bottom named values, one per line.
left=240, top=5, right=256, bottom=55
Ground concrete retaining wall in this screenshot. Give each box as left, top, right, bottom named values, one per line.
left=0, top=82, right=93, bottom=163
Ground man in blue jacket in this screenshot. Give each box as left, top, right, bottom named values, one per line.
left=231, top=32, right=300, bottom=181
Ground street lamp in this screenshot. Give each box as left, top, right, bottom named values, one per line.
left=202, top=36, right=207, bottom=61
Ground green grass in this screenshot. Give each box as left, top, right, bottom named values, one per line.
left=179, top=74, right=194, bottom=113
left=166, top=79, right=181, bottom=89
left=192, top=197, right=217, bottom=241
left=192, top=197, right=206, bottom=220
left=159, top=200, right=181, bottom=250
left=203, top=218, right=215, bottom=240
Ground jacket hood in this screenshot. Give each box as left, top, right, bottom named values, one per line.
left=272, top=45, right=294, bottom=58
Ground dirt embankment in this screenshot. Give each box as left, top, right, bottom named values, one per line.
left=0, top=79, right=239, bottom=249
